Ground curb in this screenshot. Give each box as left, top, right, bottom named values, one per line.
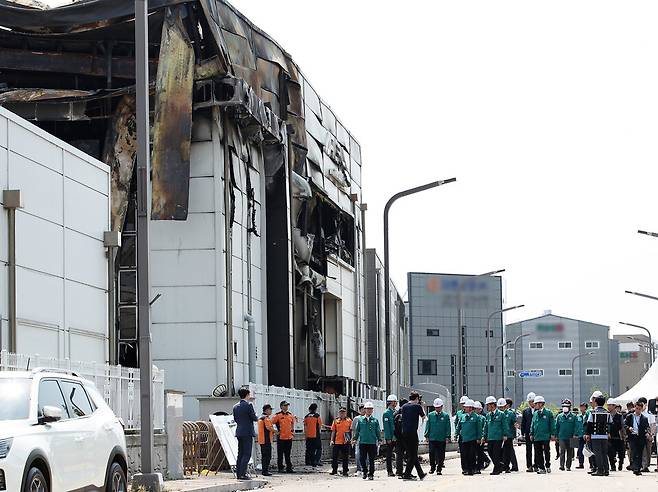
left=164, top=479, right=267, bottom=492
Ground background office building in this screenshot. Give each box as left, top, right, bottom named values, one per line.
left=614, top=334, right=652, bottom=393
left=407, top=272, right=504, bottom=405
left=506, top=313, right=619, bottom=407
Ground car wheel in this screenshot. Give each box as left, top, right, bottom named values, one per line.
left=24, top=467, right=48, bottom=492
left=107, top=462, right=127, bottom=492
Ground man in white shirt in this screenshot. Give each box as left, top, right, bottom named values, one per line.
left=638, top=397, right=655, bottom=471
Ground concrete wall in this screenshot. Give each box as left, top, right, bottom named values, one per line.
left=615, top=335, right=651, bottom=393
left=150, top=114, right=268, bottom=420
left=0, top=107, right=110, bottom=362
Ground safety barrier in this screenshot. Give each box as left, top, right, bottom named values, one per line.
left=0, top=350, right=165, bottom=431
left=183, top=421, right=227, bottom=475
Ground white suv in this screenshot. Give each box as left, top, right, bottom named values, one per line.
left=0, top=369, right=128, bottom=492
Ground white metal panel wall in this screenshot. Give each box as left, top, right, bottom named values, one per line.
left=0, top=107, right=110, bottom=362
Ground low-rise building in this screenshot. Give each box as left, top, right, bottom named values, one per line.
left=506, top=312, right=619, bottom=406
left=614, top=334, right=652, bottom=394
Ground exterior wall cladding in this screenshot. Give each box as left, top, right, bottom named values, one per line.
left=407, top=272, right=504, bottom=404
left=506, top=314, right=620, bottom=407
left=613, top=334, right=651, bottom=394
left=365, top=249, right=408, bottom=394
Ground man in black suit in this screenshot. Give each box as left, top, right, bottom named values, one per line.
left=232, top=387, right=258, bottom=480
left=625, top=400, right=650, bottom=475
left=521, top=392, right=536, bottom=472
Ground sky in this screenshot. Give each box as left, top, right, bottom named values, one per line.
left=40, top=0, right=658, bottom=339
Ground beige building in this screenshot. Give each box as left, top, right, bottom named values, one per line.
left=614, top=334, right=653, bottom=393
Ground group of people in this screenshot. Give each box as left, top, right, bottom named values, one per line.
left=232, top=385, right=658, bottom=482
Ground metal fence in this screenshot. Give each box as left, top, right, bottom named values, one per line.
left=0, top=350, right=165, bottom=431
left=248, top=383, right=386, bottom=430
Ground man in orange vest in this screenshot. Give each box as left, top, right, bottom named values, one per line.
left=272, top=400, right=297, bottom=473
left=304, top=403, right=324, bottom=467
left=257, top=404, right=276, bottom=476
left=329, top=407, right=352, bottom=476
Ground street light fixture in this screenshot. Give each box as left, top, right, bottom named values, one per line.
left=619, top=323, right=654, bottom=362
left=571, top=351, right=595, bottom=405
left=383, top=178, right=456, bottom=393
left=493, top=339, right=511, bottom=396
left=638, top=230, right=658, bottom=238
left=487, top=304, right=525, bottom=395
left=511, top=333, right=531, bottom=401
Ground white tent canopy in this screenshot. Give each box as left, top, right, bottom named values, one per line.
left=616, top=360, right=658, bottom=403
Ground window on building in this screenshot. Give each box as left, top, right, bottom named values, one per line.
left=585, top=341, right=600, bottom=349
left=485, top=330, right=494, bottom=338
left=529, top=342, right=543, bottom=349
left=485, top=365, right=495, bottom=373
left=558, top=341, right=572, bottom=349
left=506, top=370, right=515, bottom=377
left=585, top=368, right=600, bottom=376
left=426, top=329, right=440, bottom=337
left=418, top=359, right=437, bottom=375
left=558, top=369, right=572, bottom=376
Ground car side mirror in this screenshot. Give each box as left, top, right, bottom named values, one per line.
left=39, top=406, right=63, bottom=424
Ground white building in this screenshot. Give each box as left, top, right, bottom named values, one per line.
left=0, top=107, right=110, bottom=363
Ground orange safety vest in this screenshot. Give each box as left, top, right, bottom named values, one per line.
left=304, top=412, right=323, bottom=439
left=331, top=417, right=352, bottom=444
left=272, top=411, right=295, bottom=440
left=258, top=415, right=274, bottom=445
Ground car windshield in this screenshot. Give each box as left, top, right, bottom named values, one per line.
left=0, top=379, right=31, bottom=421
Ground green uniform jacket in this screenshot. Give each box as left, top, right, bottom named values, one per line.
left=383, top=407, right=396, bottom=441
left=483, top=409, right=506, bottom=441
left=504, top=409, right=517, bottom=438
left=456, top=412, right=483, bottom=443
left=531, top=408, right=556, bottom=441
left=574, top=414, right=585, bottom=437
left=353, top=415, right=381, bottom=445
left=425, top=411, right=451, bottom=441
left=556, top=412, right=577, bottom=440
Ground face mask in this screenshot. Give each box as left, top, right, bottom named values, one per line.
left=562, top=407, right=569, bottom=413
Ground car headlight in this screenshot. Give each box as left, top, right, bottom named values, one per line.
left=0, top=438, right=12, bottom=459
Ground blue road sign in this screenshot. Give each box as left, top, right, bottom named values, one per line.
left=518, top=369, right=544, bottom=378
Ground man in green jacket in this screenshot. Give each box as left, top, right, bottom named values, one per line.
left=503, top=398, right=519, bottom=472
left=425, top=398, right=451, bottom=475
left=530, top=395, right=556, bottom=474
left=352, top=401, right=381, bottom=481
left=575, top=402, right=587, bottom=469
left=454, top=396, right=469, bottom=474
left=382, top=394, right=397, bottom=477
left=456, top=400, right=483, bottom=476
left=482, top=396, right=506, bottom=475
left=556, top=399, right=577, bottom=471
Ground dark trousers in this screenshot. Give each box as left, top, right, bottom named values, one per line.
left=577, top=437, right=585, bottom=466
left=608, top=439, right=624, bottom=469
left=385, top=441, right=395, bottom=473
left=525, top=435, right=534, bottom=469
left=476, top=442, right=489, bottom=470
left=260, top=443, right=271, bottom=474
left=429, top=440, right=446, bottom=471
left=402, top=432, right=424, bottom=477
left=236, top=436, right=252, bottom=478
left=592, top=439, right=609, bottom=474
left=331, top=444, right=349, bottom=474
left=558, top=439, right=574, bottom=469
left=395, top=438, right=406, bottom=475
left=503, top=438, right=517, bottom=470
left=462, top=440, right=478, bottom=474
left=629, top=436, right=645, bottom=472
left=533, top=440, right=551, bottom=471
left=359, top=443, right=377, bottom=477
left=277, top=439, right=293, bottom=471
left=305, top=438, right=322, bottom=466
left=488, top=440, right=503, bottom=473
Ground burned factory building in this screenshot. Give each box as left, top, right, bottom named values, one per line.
left=0, top=0, right=375, bottom=416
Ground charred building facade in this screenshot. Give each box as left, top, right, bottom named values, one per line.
left=0, top=0, right=372, bottom=416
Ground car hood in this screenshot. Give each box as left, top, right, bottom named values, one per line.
left=0, top=419, right=36, bottom=439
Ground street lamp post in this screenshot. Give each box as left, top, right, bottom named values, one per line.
left=512, top=333, right=530, bottom=403
left=487, top=304, right=525, bottom=395
left=494, top=340, right=511, bottom=397
left=619, top=320, right=654, bottom=363
left=571, top=351, right=595, bottom=405
left=383, top=178, right=456, bottom=393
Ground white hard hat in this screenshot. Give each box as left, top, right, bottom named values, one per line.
left=433, top=398, right=444, bottom=407
left=527, top=392, right=536, bottom=402
left=387, top=394, right=398, bottom=402
left=460, top=396, right=469, bottom=404
left=497, top=398, right=507, bottom=407
left=485, top=396, right=497, bottom=405
left=534, top=395, right=545, bottom=404
left=464, top=399, right=475, bottom=407
left=591, top=391, right=603, bottom=400
left=364, top=401, right=374, bottom=409
left=473, top=401, right=483, bottom=409
left=607, top=398, right=617, bottom=406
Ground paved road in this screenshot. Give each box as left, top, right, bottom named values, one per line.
left=262, top=446, right=657, bottom=491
